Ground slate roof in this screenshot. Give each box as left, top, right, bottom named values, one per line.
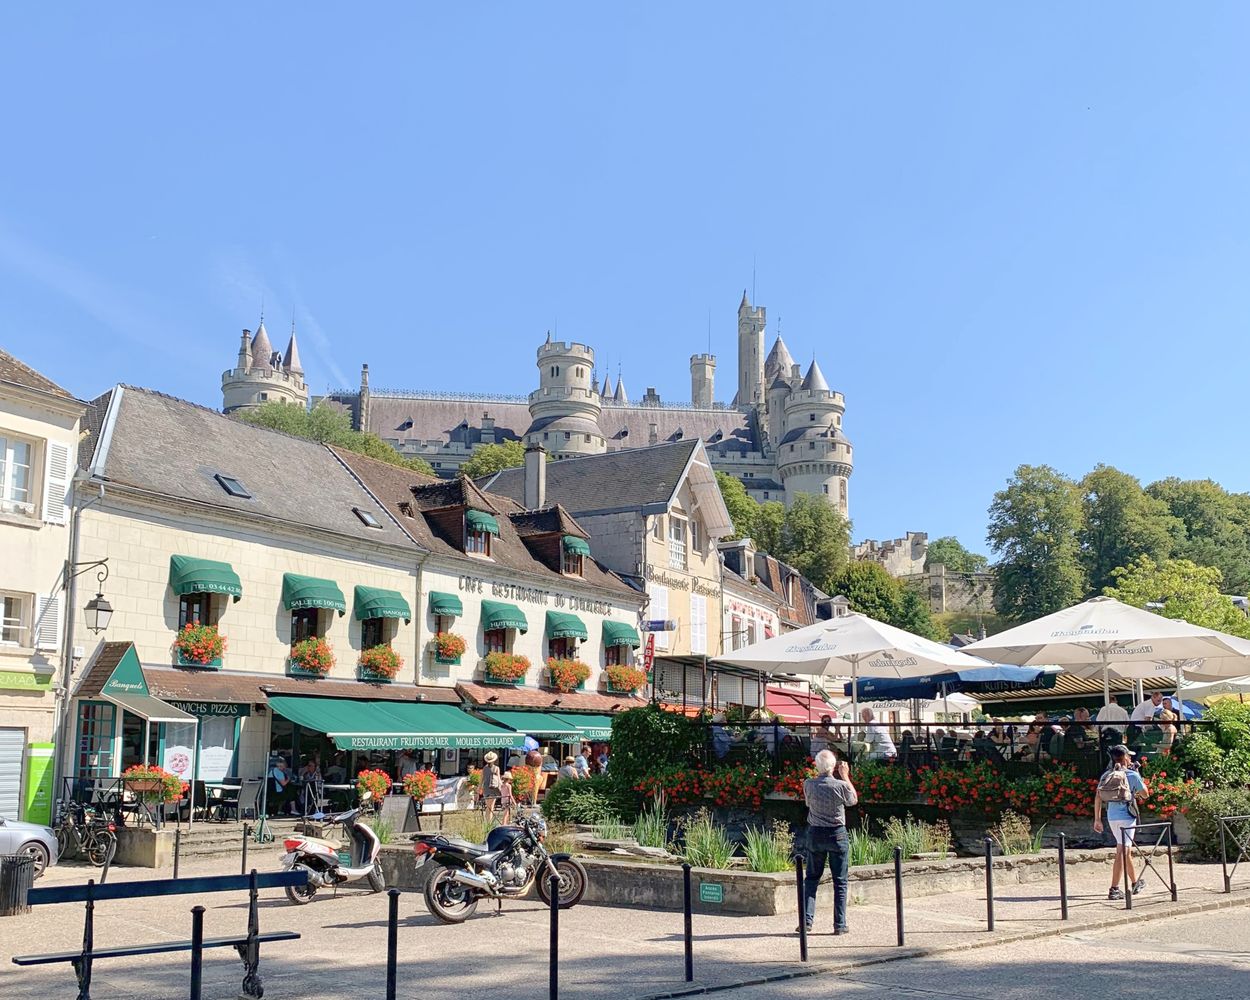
left=331, top=448, right=640, bottom=600
left=408, top=475, right=502, bottom=514
left=456, top=681, right=645, bottom=713
left=84, top=386, right=415, bottom=547
left=481, top=438, right=700, bottom=517
left=0, top=348, right=78, bottom=400
left=510, top=505, right=588, bottom=539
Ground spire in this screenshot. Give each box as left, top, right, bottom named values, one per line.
left=601, top=373, right=614, bottom=400
left=613, top=373, right=629, bottom=403
left=739, top=288, right=750, bottom=311
left=282, top=323, right=304, bottom=375
left=764, top=335, right=795, bottom=381
left=801, top=359, right=829, bottom=392
left=249, top=321, right=275, bottom=370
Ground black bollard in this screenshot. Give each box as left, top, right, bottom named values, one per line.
left=794, top=855, right=808, bottom=962
left=241, top=823, right=250, bottom=876
left=1166, top=821, right=1178, bottom=902
left=386, top=889, right=399, bottom=1000
left=99, top=839, right=114, bottom=885
left=893, top=845, right=905, bottom=946
left=984, top=838, right=995, bottom=931
left=549, top=873, right=560, bottom=1000
left=1220, top=820, right=1231, bottom=893
left=681, top=862, right=693, bottom=982
left=190, top=905, right=205, bottom=1000
left=1057, top=832, right=1069, bottom=920
left=80, top=879, right=96, bottom=1000
left=174, top=827, right=182, bottom=880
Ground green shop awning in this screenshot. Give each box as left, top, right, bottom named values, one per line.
left=169, top=555, right=242, bottom=602
left=561, top=535, right=591, bottom=556
left=481, top=600, right=528, bottom=633
left=353, top=585, right=412, bottom=623
left=428, top=591, right=463, bottom=617
left=268, top=696, right=526, bottom=751
left=479, top=710, right=582, bottom=740
left=465, top=509, right=500, bottom=535
left=602, top=621, right=642, bottom=648
left=546, top=611, right=588, bottom=641
left=281, top=573, right=346, bottom=614
left=550, top=712, right=615, bottom=741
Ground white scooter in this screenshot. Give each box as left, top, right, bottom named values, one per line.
left=279, top=791, right=386, bottom=904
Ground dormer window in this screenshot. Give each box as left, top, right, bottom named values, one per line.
left=465, top=509, right=500, bottom=557
left=562, top=535, right=589, bottom=576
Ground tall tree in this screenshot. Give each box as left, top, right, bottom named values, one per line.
left=1104, top=556, right=1250, bottom=639
left=236, top=402, right=435, bottom=476
left=460, top=440, right=529, bottom=480
left=925, top=536, right=988, bottom=574
left=775, top=494, right=851, bottom=593
left=827, top=562, right=941, bottom=640
left=715, top=472, right=757, bottom=541
left=754, top=500, right=786, bottom=556
left=1079, top=464, right=1178, bottom=594
left=1147, top=478, right=1250, bottom=594
left=987, top=464, right=1086, bottom=621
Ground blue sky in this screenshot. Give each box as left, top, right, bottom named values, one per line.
left=3, top=4, right=1248, bottom=556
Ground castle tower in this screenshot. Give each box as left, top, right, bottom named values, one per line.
left=222, top=320, right=309, bottom=414
left=525, top=337, right=606, bottom=459
left=690, top=353, right=715, bottom=408
left=776, top=359, right=852, bottom=516
left=737, top=291, right=766, bottom=410
left=766, top=372, right=791, bottom=451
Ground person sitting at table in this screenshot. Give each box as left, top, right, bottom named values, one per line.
left=398, top=748, right=421, bottom=780
left=324, top=752, right=347, bottom=784
left=710, top=713, right=733, bottom=759
left=298, top=755, right=321, bottom=783
left=269, top=755, right=296, bottom=815
left=859, top=708, right=896, bottom=760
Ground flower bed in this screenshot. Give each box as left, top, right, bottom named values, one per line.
left=289, top=636, right=334, bottom=676
left=484, top=652, right=530, bottom=685
left=433, top=631, right=466, bottom=665
left=173, top=622, right=225, bottom=668
left=360, top=644, right=402, bottom=681
left=546, top=658, right=591, bottom=692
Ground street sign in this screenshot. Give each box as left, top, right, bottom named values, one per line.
left=643, top=634, right=656, bottom=673
left=641, top=620, right=676, bottom=632
left=699, top=883, right=723, bottom=904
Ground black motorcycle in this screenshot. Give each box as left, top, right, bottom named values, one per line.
left=414, top=810, right=587, bottom=923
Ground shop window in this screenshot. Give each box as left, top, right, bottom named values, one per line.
left=0, top=592, right=29, bottom=645
left=291, top=608, right=325, bottom=643
left=179, top=592, right=219, bottom=629
left=484, top=628, right=509, bottom=653
left=668, top=517, right=687, bottom=569
left=549, top=637, right=577, bottom=660
left=605, top=644, right=629, bottom=666
left=75, top=702, right=115, bottom=778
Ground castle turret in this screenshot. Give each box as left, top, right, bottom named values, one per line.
left=690, top=353, right=715, bottom=408
left=525, top=339, right=605, bottom=459
left=766, top=372, right=791, bottom=450
left=764, top=335, right=795, bottom=385
left=776, top=359, right=852, bottom=515
left=222, top=318, right=309, bottom=414
left=737, top=291, right=766, bottom=410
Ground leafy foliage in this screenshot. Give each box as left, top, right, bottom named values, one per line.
left=925, top=536, right=988, bottom=574
left=359, top=644, right=402, bottom=678
left=1079, top=465, right=1178, bottom=594
left=236, top=401, right=436, bottom=476
left=715, top=472, right=757, bottom=542
left=743, top=821, right=795, bottom=872
left=174, top=622, right=226, bottom=664
left=1146, top=478, right=1250, bottom=595
left=459, top=440, right=531, bottom=480
left=1187, top=787, right=1250, bottom=862
left=1104, top=557, right=1250, bottom=639
left=609, top=705, right=704, bottom=794
left=541, top=774, right=634, bottom=824
left=828, top=562, right=941, bottom=640
left=632, top=795, right=671, bottom=850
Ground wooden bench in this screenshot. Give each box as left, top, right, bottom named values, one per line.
left=12, top=869, right=305, bottom=1000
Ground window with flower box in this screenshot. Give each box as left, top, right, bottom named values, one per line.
left=361, top=617, right=392, bottom=649
left=548, top=637, right=576, bottom=661
left=484, top=628, right=509, bottom=654
left=179, top=592, right=219, bottom=629
left=605, top=643, right=629, bottom=666
left=291, top=608, right=327, bottom=643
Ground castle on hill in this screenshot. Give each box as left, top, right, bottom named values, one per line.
left=221, top=293, right=852, bottom=515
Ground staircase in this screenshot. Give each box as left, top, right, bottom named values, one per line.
left=172, top=818, right=338, bottom=862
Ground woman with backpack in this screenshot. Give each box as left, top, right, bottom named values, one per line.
left=1092, top=744, right=1149, bottom=900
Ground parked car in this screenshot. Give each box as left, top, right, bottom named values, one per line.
left=0, top=816, right=58, bottom=878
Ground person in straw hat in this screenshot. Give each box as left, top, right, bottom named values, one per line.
left=480, top=751, right=502, bottom=820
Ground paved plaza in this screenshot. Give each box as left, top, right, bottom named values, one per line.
left=1, top=853, right=1247, bottom=999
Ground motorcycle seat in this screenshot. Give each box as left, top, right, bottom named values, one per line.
left=444, top=837, right=490, bottom=854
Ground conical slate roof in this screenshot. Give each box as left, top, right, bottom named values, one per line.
left=613, top=375, right=629, bottom=403
left=740, top=289, right=750, bottom=309
left=601, top=374, right=613, bottom=399
left=282, top=329, right=304, bottom=375
left=249, top=322, right=275, bottom=370
left=764, top=336, right=795, bottom=380
left=801, top=359, right=829, bottom=392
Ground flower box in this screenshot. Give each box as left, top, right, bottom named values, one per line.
left=125, top=778, right=164, bottom=794
left=173, top=623, right=226, bottom=670
left=483, top=652, right=530, bottom=685
left=360, top=644, right=403, bottom=682
left=177, top=651, right=223, bottom=669
left=604, top=665, right=647, bottom=695
left=360, top=665, right=394, bottom=684
left=545, top=658, right=591, bottom=693
left=483, top=674, right=522, bottom=686
left=287, top=659, right=327, bottom=679
left=435, top=653, right=462, bottom=665
left=433, top=632, right=466, bottom=665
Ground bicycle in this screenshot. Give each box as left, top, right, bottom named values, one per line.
left=53, top=802, right=118, bottom=867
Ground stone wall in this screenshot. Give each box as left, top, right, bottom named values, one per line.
left=898, top=564, right=995, bottom=614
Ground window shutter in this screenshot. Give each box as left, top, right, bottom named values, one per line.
left=690, top=595, right=707, bottom=655
left=41, top=441, right=72, bottom=524
left=35, top=593, right=61, bottom=650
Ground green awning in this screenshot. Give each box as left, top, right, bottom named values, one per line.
left=353, top=585, right=412, bottom=623
left=602, top=621, right=642, bottom=648
left=479, top=709, right=582, bottom=739
left=546, top=611, right=588, bottom=641
left=169, top=555, right=242, bottom=602
left=562, top=535, right=591, bottom=556
left=268, top=696, right=526, bottom=751
left=466, top=509, right=500, bottom=535
left=481, top=600, right=528, bottom=633
left=428, top=591, right=463, bottom=617
left=281, top=573, right=346, bottom=613
left=549, top=712, right=615, bottom=741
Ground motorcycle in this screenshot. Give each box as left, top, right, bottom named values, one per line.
left=414, top=809, right=587, bottom=923
left=279, top=791, right=386, bottom=904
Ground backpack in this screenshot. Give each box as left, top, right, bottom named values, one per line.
left=1098, top=768, right=1133, bottom=804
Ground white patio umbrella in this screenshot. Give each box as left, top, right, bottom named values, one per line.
left=963, top=596, right=1249, bottom=707
left=1180, top=675, right=1250, bottom=703
left=714, top=612, right=987, bottom=715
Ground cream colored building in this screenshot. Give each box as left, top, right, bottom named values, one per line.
left=0, top=351, right=84, bottom=821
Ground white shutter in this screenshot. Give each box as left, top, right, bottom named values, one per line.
left=690, top=595, right=707, bottom=655
left=41, top=441, right=72, bottom=524
left=649, top=585, right=669, bottom=650
left=35, top=594, right=61, bottom=650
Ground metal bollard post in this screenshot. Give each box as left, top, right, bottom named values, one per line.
left=893, top=846, right=905, bottom=946
left=549, top=873, right=560, bottom=1000
left=386, top=889, right=399, bottom=1000
left=189, top=905, right=205, bottom=1000
left=99, top=839, right=115, bottom=885
left=1123, top=838, right=1133, bottom=911
left=241, top=823, right=250, bottom=875
left=1058, top=833, right=1068, bottom=921
left=794, top=855, right=808, bottom=962
left=681, top=862, right=694, bottom=982
left=174, top=827, right=182, bottom=880
left=1220, top=820, right=1230, bottom=893
left=984, top=838, right=995, bottom=931
left=79, top=879, right=96, bottom=1000
left=1166, top=822, right=1177, bottom=902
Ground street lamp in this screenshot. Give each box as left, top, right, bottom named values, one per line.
left=80, top=564, right=112, bottom=634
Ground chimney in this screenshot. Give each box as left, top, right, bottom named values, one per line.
left=481, top=411, right=496, bottom=445
left=525, top=444, right=547, bottom=509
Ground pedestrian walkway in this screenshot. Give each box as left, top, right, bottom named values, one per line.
left=1, top=857, right=1245, bottom=1000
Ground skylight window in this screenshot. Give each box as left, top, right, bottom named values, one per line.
left=353, top=507, right=382, bottom=529
left=214, top=474, right=251, bottom=499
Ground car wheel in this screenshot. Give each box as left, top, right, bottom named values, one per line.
left=20, top=841, right=50, bottom=879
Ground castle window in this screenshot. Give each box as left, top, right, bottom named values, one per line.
left=823, top=484, right=829, bottom=494
left=564, top=431, right=571, bottom=441
left=584, top=433, right=592, bottom=443
left=809, top=442, right=816, bottom=450
left=260, top=393, right=268, bottom=401
left=809, top=413, right=815, bottom=421
left=763, top=492, right=770, bottom=499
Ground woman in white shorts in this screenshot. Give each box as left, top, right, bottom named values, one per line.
left=1092, top=744, right=1149, bottom=900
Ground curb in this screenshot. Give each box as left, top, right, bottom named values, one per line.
left=635, top=891, right=1250, bottom=999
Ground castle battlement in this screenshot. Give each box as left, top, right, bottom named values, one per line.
left=537, top=340, right=595, bottom=360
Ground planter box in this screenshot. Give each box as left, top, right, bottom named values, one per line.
left=483, top=674, right=524, bottom=686
left=177, top=651, right=222, bottom=669
left=360, top=667, right=396, bottom=684
left=545, top=677, right=587, bottom=692
left=113, top=827, right=176, bottom=868
left=434, top=653, right=462, bottom=665
left=287, top=659, right=330, bottom=679
left=605, top=681, right=644, bottom=695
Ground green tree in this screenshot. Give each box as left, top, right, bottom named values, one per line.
left=925, top=536, right=988, bottom=574
left=715, top=472, right=757, bottom=541
left=754, top=500, right=786, bottom=555
left=1103, top=556, right=1250, bottom=639
left=460, top=440, right=529, bottom=480
left=774, top=494, right=850, bottom=593
left=1079, top=465, right=1178, bottom=594
left=1146, top=478, right=1250, bottom=594
left=827, top=562, right=941, bottom=640
left=987, top=464, right=1086, bottom=621
left=236, top=402, right=435, bottom=476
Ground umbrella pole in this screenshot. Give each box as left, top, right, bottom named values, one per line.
left=1101, top=652, right=1111, bottom=708
left=942, top=682, right=949, bottom=723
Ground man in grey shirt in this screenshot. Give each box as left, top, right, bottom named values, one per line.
left=801, top=749, right=858, bottom=934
